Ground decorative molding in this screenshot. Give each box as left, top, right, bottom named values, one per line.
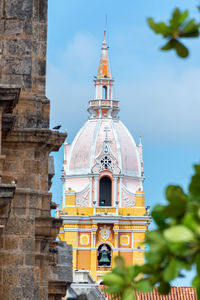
left=80, top=234, right=90, bottom=246
left=76, top=191, right=89, bottom=207
left=91, top=125, right=121, bottom=174
left=122, top=191, right=136, bottom=208
left=121, top=183, right=136, bottom=196
left=75, top=184, right=90, bottom=195
left=120, top=235, right=130, bottom=246
left=99, top=225, right=111, bottom=241
left=72, top=247, right=145, bottom=252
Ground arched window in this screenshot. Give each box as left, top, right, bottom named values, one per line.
left=97, top=244, right=111, bottom=267
left=99, top=176, right=112, bottom=206
left=103, top=86, right=107, bottom=99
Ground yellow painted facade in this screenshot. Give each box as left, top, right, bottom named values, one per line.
left=58, top=191, right=150, bottom=281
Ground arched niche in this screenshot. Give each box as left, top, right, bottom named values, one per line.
left=99, top=176, right=112, bottom=206
left=103, top=85, right=108, bottom=99
left=97, top=244, right=112, bottom=267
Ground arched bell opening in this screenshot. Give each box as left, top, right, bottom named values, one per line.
left=99, top=176, right=112, bottom=206
left=97, top=244, right=112, bottom=267
left=103, top=85, right=108, bottom=99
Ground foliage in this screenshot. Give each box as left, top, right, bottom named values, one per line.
left=147, top=8, right=200, bottom=58
left=103, top=164, right=200, bottom=299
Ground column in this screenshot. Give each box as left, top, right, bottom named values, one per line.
left=90, top=227, right=97, bottom=280
left=94, top=176, right=98, bottom=204
left=119, top=177, right=122, bottom=207
left=112, top=224, right=119, bottom=268
left=113, top=177, right=118, bottom=210
left=89, top=176, right=93, bottom=206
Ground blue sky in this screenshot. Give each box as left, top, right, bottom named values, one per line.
left=47, top=0, right=200, bottom=286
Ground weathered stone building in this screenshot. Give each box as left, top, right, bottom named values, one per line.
left=0, top=0, right=72, bottom=299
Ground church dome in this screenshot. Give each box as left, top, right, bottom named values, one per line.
left=66, top=118, right=141, bottom=178
left=62, top=31, right=144, bottom=195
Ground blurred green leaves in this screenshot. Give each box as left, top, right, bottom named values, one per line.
left=103, top=164, right=200, bottom=299
left=147, top=8, right=200, bottom=58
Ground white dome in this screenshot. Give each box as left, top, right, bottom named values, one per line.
left=66, top=118, right=141, bottom=178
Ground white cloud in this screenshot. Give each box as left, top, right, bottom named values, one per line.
left=47, top=32, right=200, bottom=146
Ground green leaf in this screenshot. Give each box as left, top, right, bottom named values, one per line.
left=170, top=8, right=182, bottom=28
left=164, top=225, right=195, bottom=243
left=103, top=273, right=125, bottom=288
left=126, top=265, right=142, bottom=281
left=145, top=251, right=162, bottom=264
left=147, top=18, right=171, bottom=36
left=165, top=185, right=186, bottom=204
left=112, top=266, right=127, bottom=279
left=196, top=253, right=200, bottom=275
left=192, top=275, right=200, bottom=291
left=189, top=169, right=200, bottom=196
left=194, top=165, right=200, bottom=174
left=134, top=279, right=153, bottom=293
left=182, top=213, right=197, bottom=232
left=181, top=19, right=200, bottom=37
left=163, top=258, right=181, bottom=281
left=158, top=282, right=171, bottom=295
left=106, top=286, right=123, bottom=294
left=122, top=288, right=136, bottom=300
left=174, top=40, right=189, bottom=58
left=161, top=40, right=176, bottom=51
left=146, top=231, right=167, bottom=253
left=151, top=205, right=167, bottom=229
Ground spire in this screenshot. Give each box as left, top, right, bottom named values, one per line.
left=97, top=31, right=112, bottom=79
left=88, top=31, right=119, bottom=119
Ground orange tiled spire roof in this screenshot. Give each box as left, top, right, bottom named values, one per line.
left=97, top=30, right=112, bottom=79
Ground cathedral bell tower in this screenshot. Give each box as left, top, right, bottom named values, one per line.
left=58, top=32, right=151, bottom=282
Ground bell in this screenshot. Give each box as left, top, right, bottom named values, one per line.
left=99, top=251, right=110, bottom=265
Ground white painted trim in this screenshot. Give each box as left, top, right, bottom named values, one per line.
left=113, top=229, right=146, bottom=233
left=132, top=232, right=134, bottom=248
left=120, top=235, right=130, bottom=246
left=66, top=168, right=90, bottom=175
left=111, top=120, right=122, bottom=170
left=89, top=177, right=93, bottom=206
left=74, top=184, right=90, bottom=196
left=94, top=176, right=98, bottom=203
left=62, top=215, right=150, bottom=222
left=80, top=234, right=90, bottom=246
left=90, top=119, right=101, bottom=169
left=72, top=247, right=145, bottom=252
left=121, top=183, right=137, bottom=196
left=96, top=271, right=110, bottom=273
left=63, top=228, right=146, bottom=233
left=119, top=177, right=122, bottom=207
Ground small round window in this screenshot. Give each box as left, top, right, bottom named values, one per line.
left=100, top=156, right=112, bottom=170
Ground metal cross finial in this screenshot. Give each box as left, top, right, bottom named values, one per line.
left=104, top=15, right=107, bottom=41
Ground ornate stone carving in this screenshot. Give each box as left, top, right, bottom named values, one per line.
left=92, top=127, right=121, bottom=174
left=99, top=225, right=111, bottom=241
left=122, top=191, right=136, bottom=208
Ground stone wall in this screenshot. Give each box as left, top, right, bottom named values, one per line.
left=0, top=1, right=72, bottom=299
left=0, top=0, right=49, bottom=129
left=0, top=0, right=47, bottom=95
